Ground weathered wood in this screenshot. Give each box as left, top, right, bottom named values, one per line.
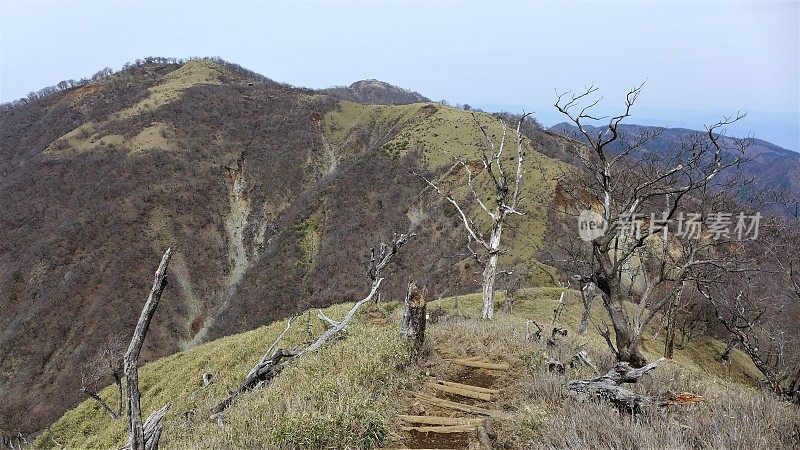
left=451, top=359, right=509, bottom=371
left=570, top=351, right=600, bottom=375
left=317, top=310, right=340, bottom=328
left=569, top=380, right=654, bottom=413
left=124, top=248, right=172, bottom=450
left=140, top=404, right=170, bottom=450
left=245, top=316, right=299, bottom=382
left=400, top=282, right=427, bottom=353
left=210, top=348, right=299, bottom=416
left=568, top=357, right=666, bottom=413
left=401, top=425, right=478, bottom=433
left=596, top=358, right=666, bottom=384
left=398, top=415, right=484, bottom=426
left=424, top=382, right=492, bottom=401
left=417, top=114, right=532, bottom=320
left=436, top=380, right=499, bottom=395
left=413, top=393, right=512, bottom=419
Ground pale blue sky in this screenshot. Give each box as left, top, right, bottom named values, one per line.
left=1, top=0, right=798, bottom=149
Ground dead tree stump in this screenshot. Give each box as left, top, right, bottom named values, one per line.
left=400, top=282, right=426, bottom=354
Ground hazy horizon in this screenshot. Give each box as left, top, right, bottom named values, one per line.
left=1, top=0, right=798, bottom=150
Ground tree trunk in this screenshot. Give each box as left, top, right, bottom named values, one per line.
left=578, top=282, right=594, bottom=335
left=604, top=288, right=648, bottom=368
left=125, top=248, right=172, bottom=450
left=663, top=281, right=685, bottom=359
left=482, top=227, right=502, bottom=320
left=400, top=282, right=426, bottom=354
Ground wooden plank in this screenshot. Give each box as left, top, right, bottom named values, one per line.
left=401, top=424, right=477, bottom=433
left=425, top=382, right=492, bottom=401
left=399, top=415, right=484, bottom=426
left=437, top=380, right=500, bottom=395
left=451, top=359, right=510, bottom=371
left=413, top=393, right=512, bottom=419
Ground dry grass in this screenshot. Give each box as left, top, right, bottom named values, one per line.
left=37, top=290, right=799, bottom=449
left=415, top=292, right=800, bottom=449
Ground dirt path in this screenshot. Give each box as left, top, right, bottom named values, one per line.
left=397, top=355, right=510, bottom=449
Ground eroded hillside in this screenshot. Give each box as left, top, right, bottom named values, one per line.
left=0, top=59, right=570, bottom=433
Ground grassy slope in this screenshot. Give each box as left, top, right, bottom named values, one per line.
left=44, top=60, right=224, bottom=156
left=39, top=289, right=792, bottom=449
left=324, top=101, right=570, bottom=284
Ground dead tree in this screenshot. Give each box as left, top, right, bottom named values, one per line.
left=124, top=248, right=173, bottom=450
left=418, top=113, right=532, bottom=319
left=698, top=273, right=800, bottom=402
left=400, top=282, right=426, bottom=354
left=543, top=223, right=597, bottom=335
left=211, top=232, right=414, bottom=417
left=569, top=358, right=666, bottom=414
left=79, top=334, right=126, bottom=420
left=690, top=201, right=800, bottom=402
left=553, top=83, right=748, bottom=366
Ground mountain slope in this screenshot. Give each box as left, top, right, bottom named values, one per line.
left=0, top=59, right=569, bottom=434
left=35, top=290, right=799, bottom=449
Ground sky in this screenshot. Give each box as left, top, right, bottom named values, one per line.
left=1, top=0, right=798, bottom=150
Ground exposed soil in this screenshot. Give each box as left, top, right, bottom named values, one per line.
left=406, top=431, right=470, bottom=449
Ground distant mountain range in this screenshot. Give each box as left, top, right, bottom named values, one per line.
left=549, top=122, right=800, bottom=198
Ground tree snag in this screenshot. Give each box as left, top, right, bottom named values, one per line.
left=418, top=113, right=532, bottom=319
left=400, top=282, right=426, bottom=354
left=124, top=248, right=172, bottom=450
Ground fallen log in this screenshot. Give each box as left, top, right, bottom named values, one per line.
left=568, top=357, right=667, bottom=414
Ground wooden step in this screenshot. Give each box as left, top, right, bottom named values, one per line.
left=413, top=392, right=512, bottom=419
left=436, top=380, right=500, bottom=395
left=451, top=358, right=510, bottom=371
left=399, top=415, right=484, bottom=426
left=401, top=424, right=478, bottom=433
left=424, top=381, right=492, bottom=401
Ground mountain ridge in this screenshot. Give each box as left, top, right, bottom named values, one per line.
left=549, top=121, right=800, bottom=196
left=0, top=58, right=565, bottom=434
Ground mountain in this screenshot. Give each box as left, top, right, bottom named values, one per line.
left=322, top=79, right=430, bottom=105
left=0, top=59, right=569, bottom=434
left=549, top=122, right=800, bottom=198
